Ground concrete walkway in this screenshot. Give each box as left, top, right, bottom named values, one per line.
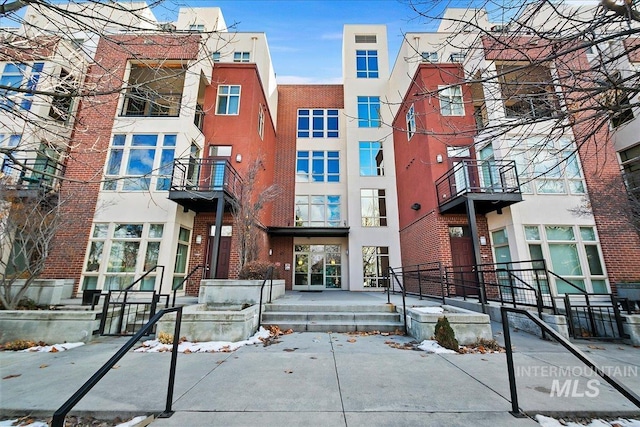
left=2, top=292, right=640, bottom=426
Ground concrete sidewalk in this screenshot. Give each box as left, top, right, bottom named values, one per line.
left=2, top=322, right=640, bottom=427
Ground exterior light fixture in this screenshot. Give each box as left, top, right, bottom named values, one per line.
left=436, top=154, right=443, bottom=163
left=235, top=154, right=242, bottom=163
left=411, top=203, right=421, bottom=210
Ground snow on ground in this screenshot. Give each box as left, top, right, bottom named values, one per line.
left=417, top=339, right=458, bottom=354
left=0, top=416, right=148, bottom=427
left=15, top=342, right=84, bottom=353
left=412, top=306, right=445, bottom=314
left=134, top=327, right=272, bottom=353
left=536, top=415, right=640, bottom=426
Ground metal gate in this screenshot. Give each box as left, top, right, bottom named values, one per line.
left=99, top=290, right=163, bottom=336
left=564, top=294, right=627, bottom=340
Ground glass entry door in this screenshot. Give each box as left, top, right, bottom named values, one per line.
left=294, top=244, right=341, bottom=290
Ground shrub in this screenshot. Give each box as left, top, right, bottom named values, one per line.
left=157, top=331, right=173, bottom=345
left=3, top=339, right=39, bottom=351
left=238, top=261, right=280, bottom=280
left=434, top=316, right=459, bottom=352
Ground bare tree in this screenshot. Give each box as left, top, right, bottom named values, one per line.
left=230, top=158, right=281, bottom=269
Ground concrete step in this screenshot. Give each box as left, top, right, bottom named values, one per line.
left=264, top=303, right=397, bottom=313
left=262, top=320, right=403, bottom=333
left=261, top=311, right=400, bottom=323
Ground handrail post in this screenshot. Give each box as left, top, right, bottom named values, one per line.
left=159, top=308, right=182, bottom=418
left=501, top=307, right=523, bottom=417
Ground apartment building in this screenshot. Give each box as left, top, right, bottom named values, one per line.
left=1, top=2, right=638, bottom=302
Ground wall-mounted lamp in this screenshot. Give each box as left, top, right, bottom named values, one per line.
left=411, top=203, right=421, bottom=211
left=268, top=249, right=273, bottom=256
left=235, top=154, right=242, bottom=163
left=195, top=235, right=202, bottom=244
left=479, top=236, right=487, bottom=246
left=436, top=154, right=443, bottom=163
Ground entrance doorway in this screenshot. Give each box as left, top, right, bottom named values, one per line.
left=293, top=244, right=342, bottom=291
left=205, top=225, right=232, bottom=279
left=449, top=226, right=477, bottom=296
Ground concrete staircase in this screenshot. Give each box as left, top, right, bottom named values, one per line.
left=261, top=302, right=404, bottom=333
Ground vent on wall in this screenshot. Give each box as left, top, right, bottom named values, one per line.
left=355, top=34, right=377, bottom=43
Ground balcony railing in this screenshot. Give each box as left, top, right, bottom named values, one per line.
left=435, top=159, right=522, bottom=214
left=121, top=91, right=182, bottom=117
left=504, top=94, right=557, bottom=120
left=1, top=156, right=65, bottom=193
left=169, top=158, right=243, bottom=208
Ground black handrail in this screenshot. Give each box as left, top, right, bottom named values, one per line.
left=500, top=306, right=640, bottom=416
left=386, top=267, right=408, bottom=335
left=51, top=307, right=183, bottom=426
left=172, top=265, right=204, bottom=307
left=123, top=265, right=165, bottom=292
left=547, top=270, right=588, bottom=294
left=257, top=266, right=275, bottom=329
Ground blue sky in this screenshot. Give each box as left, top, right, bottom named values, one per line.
left=170, top=0, right=441, bottom=83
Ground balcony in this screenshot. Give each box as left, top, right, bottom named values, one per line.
left=121, top=91, right=182, bottom=117
left=435, top=160, right=522, bottom=214
left=1, top=156, right=65, bottom=199
left=168, top=158, right=242, bottom=212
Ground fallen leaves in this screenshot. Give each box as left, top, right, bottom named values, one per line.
left=2, top=374, right=21, bottom=380
left=39, top=364, right=48, bottom=369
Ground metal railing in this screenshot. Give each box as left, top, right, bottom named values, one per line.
left=385, top=262, right=444, bottom=303
left=123, top=265, right=166, bottom=292
left=434, top=159, right=521, bottom=207
left=99, top=290, right=168, bottom=336
left=386, top=267, right=408, bottom=334
left=172, top=265, right=203, bottom=307
left=564, top=293, right=627, bottom=340
left=500, top=306, right=640, bottom=416
left=121, top=91, right=182, bottom=117
left=257, top=266, right=275, bottom=329
left=170, top=158, right=243, bottom=198
left=51, top=307, right=183, bottom=426
left=1, top=156, right=65, bottom=192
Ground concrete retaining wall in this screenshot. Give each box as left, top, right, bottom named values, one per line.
left=403, top=305, right=492, bottom=345
left=0, top=310, right=101, bottom=344
left=198, top=279, right=285, bottom=308
left=7, top=279, right=71, bottom=306
left=622, top=314, right=640, bottom=346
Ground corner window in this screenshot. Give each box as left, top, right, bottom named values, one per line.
left=216, top=85, right=241, bottom=115
left=357, top=96, right=380, bottom=128
left=359, top=141, right=384, bottom=176
left=356, top=50, right=379, bottom=78
left=361, top=189, right=387, bottom=227
left=297, top=109, right=339, bottom=138
left=439, top=85, right=464, bottom=116
left=406, top=104, right=416, bottom=139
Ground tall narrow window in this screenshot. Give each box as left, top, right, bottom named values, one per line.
left=406, top=104, right=416, bottom=139
left=361, top=189, right=387, bottom=226
left=216, top=85, right=241, bottom=115
left=356, top=50, right=379, bottom=78
left=357, top=96, right=380, bottom=128
left=258, top=105, right=265, bottom=140
left=362, top=246, right=389, bottom=288
left=359, top=141, right=384, bottom=176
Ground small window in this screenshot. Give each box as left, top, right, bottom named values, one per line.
left=189, top=24, right=205, bottom=32
left=355, top=34, right=377, bottom=43
left=233, top=52, right=250, bottom=62
left=212, top=52, right=221, bottom=62
left=421, top=52, right=438, bottom=62
left=449, top=52, right=465, bottom=63
left=439, top=85, right=464, bottom=116
left=216, top=85, right=241, bottom=115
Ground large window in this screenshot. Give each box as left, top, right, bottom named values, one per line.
left=103, top=133, right=176, bottom=191
left=216, top=85, right=241, bottom=115
left=362, top=246, right=389, bottom=288
left=439, top=85, right=464, bottom=116
left=508, top=137, right=584, bottom=195
left=297, top=109, right=339, bottom=138
left=82, top=223, right=166, bottom=291
left=357, top=96, right=380, bottom=128
left=121, top=63, right=185, bottom=117
left=295, top=151, right=339, bottom=182
left=0, top=62, right=43, bottom=111
left=361, top=189, right=387, bottom=227
left=406, top=104, right=416, bottom=139
left=359, top=141, right=384, bottom=176
left=356, top=50, right=379, bottom=78
left=295, top=195, right=341, bottom=227
left=498, top=63, right=558, bottom=120
left=524, top=225, right=607, bottom=294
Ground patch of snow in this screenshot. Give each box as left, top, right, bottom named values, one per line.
left=134, top=327, right=272, bottom=353
left=115, top=415, right=149, bottom=427
left=413, top=306, right=445, bottom=314
left=0, top=420, right=48, bottom=426
left=417, top=339, right=458, bottom=354
left=17, top=342, right=84, bottom=353
left=535, top=415, right=640, bottom=427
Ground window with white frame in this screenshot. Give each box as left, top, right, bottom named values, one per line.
left=359, top=141, right=384, bottom=176
left=296, top=151, right=339, bottom=182
left=82, top=223, right=165, bottom=291
left=0, top=62, right=43, bottom=111
left=189, top=24, right=205, bottom=32
left=295, top=195, right=341, bottom=227
left=406, top=104, right=416, bottom=139
left=103, top=134, right=176, bottom=191
left=297, top=109, right=339, bottom=138
left=356, top=50, right=379, bottom=78
left=421, top=52, right=438, bottom=62
left=362, top=246, right=389, bottom=287
left=258, top=105, right=265, bottom=140
left=524, top=225, right=608, bottom=294
left=439, top=85, right=464, bottom=116
left=173, top=227, right=191, bottom=290
left=449, top=52, right=465, bottom=63
left=357, top=96, right=380, bottom=127
left=233, top=52, right=250, bottom=62
left=507, top=137, right=585, bottom=195
left=491, top=229, right=512, bottom=264
left=216, top=85, right=240, bottom=115
left=361, top=189, right=387, bottom=226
